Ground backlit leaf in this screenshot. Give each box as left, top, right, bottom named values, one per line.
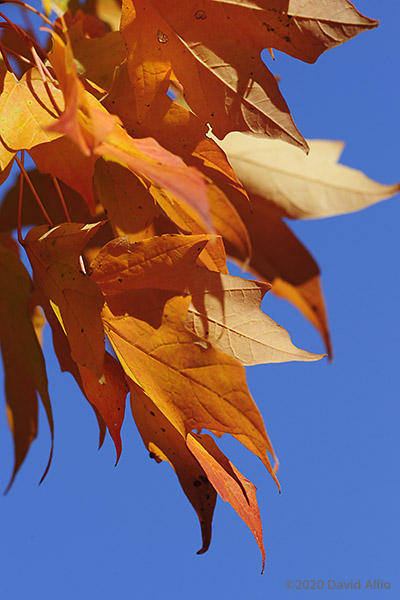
left=220, top=134, right=400, bottom=220
left=187, top=432, right=266, bottom=572
left=24, top=222, right=106, bottom=379
left=101, top=293, right=279, bottom=483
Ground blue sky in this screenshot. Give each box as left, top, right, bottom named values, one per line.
left=1, top=1, right=399, bottom=598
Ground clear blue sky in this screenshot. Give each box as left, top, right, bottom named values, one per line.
left=1, top=1, right=399, bottom=598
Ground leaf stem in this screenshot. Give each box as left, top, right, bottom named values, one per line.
left=52, top=176, right=71, bottom=222
left=0, top=0, right=56, bottom=29
left=17, top=151, right=24, bottom=244
left=0, top=43, right=35, bottom=67
left=0, top=14, right=46, bottom=61
left=15, top=154, right=54, bottom=228
left=30, top=44, right=62, bottom=116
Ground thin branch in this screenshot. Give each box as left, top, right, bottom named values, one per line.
left=0, top=0, right=56, bottom=28
left=17, top=151, right=24, bottom=244
left=52, top=176, right=71, bottom=222
left=15, top=154, right=54, bottom=227
left=0, top=15, right=47, bottom=62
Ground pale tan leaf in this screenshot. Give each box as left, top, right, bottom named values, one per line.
left=219, top=134, right=400, bottom=220
left=186, top=270, right=323, bottom=365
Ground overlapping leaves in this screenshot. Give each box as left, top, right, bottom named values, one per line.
left=0, top=0, right=392, bottom=569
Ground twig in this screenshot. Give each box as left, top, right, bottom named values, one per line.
left=15, top=154, right=54, bottom=227
left=52, top=175, right=71, bottom=222
left=0, top=0, right=56, bottom=28
left=17, top=151, right=24, bottom=244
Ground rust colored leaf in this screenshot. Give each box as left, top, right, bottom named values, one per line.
left=68, top=22, right=126, bottom=92
left=0, top=242, right=53, bottom=492
left=91, top=233, right=211, bottom=295
left=105, top=59, right=250, bottom=214
left=98, top=126, right=213, bottom=231
left=91, top=233, right=319, bottom=364
left=79, top=352, right=128, bottom=463
left=94, top=159, right=162, bottom=240
left=24, top=222, right=106, bottom=380
left=29, top=137, right=97, bottom=214
left=121, top=0, right=304, bottom=146
left=224, top=192, right=332, bottom=357
left=101, top=293, right=279, bottom=483
left=131, top=383, right=217, bottom=553
left=187, top=432, right=265, bottom=572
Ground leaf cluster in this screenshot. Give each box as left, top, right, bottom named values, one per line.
left=0, top=0, right=396, bottom=570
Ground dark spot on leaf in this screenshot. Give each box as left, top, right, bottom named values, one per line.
left=150, top=411, right=155, bottom=416
left=195, top=10, right=206, bottom=20
left=199, top=475, right=208, bottom=483
left=118, top=278, right=122, bottom=283
left=161, top=427, right=166, bottom=432
left=149, top=451, right=157, bottom=459
left=81, top=328, right=84, bottom=333
left=193, top=479, right=202, bottom=487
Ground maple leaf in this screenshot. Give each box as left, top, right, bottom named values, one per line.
left=219, top=134, right=400, bottom=220
left=121, top=0, right=376, bottom=145
left=23, top=222, right=106, bottom=380
left=91, top=232, right=322, bottom=364
left=101, top=292, right=279, bottom=482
